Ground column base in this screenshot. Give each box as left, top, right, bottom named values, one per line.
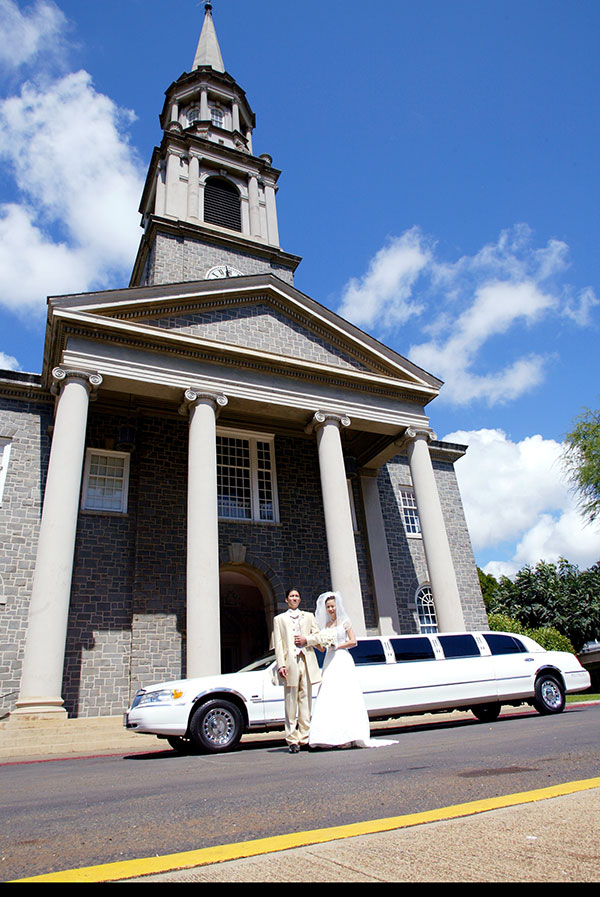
left=11, top=697, right=68, bottom=718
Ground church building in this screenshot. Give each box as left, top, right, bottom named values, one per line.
left=0, top=4, right=487, bottom=721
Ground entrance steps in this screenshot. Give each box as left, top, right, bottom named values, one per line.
left=0, top=714, right=161, bottom=761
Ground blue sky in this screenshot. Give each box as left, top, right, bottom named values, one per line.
left=0, top=0, right=599, bottom=576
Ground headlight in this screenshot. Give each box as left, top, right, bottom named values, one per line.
left=137, top=688, right=184, bottom=706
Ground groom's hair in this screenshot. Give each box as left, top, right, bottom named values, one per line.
left=286, top=588, right=301, bottom=598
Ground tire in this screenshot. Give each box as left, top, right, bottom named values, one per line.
left=532, top=673, right=565, bottom=715
left=166, top=735, right=197, bottom=754
left=471, top=703, right=501, bottom=723
left=189, top=699, right=244, bottom=753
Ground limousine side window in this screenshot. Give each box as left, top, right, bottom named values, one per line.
left=437, top=634, right=481, bottom=659
left=350, top=640, right=387, bottom=665
left=483, top=633, right=528, bottom=655
left=390, top=637, right=435, bottom=663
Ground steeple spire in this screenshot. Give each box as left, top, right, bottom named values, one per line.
left=192, top=2, right=225, bottom=73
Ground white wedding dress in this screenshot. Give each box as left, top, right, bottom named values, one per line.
left=308, top=621, right=397, bottom=749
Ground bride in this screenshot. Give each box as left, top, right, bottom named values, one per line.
left=308, top=591, right=397, bottom=749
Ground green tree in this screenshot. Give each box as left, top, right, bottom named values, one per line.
left=477, top=567, right=499, bottom=610
left=562, top=405, right=600, bottom=523
left=487, top=612, right=575, bottom=653
left=488, top=559, right=600, bottom=652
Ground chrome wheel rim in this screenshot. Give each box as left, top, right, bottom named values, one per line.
left=541, top=679, right=562, bottom=709
left=202, top=707, right=236, bottom=746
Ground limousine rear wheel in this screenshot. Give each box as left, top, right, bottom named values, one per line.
left=471, top=703, right=501, bottom=723
left=190, top=699, right=244, bottom=753
left=533, top=673, right=565, bottom=715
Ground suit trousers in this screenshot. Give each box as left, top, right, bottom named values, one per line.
left=284, top=652, right=313, bottom=746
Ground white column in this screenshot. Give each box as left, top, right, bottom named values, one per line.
left=187, top=154, right=200, bottom=221
left=314, top=412, right=366, bottom=636
left=264, top=183, right=280, bottom=246
left=14, top=368, right=102, bottom=717
left=155, top=160, right=166, bottom=217
left=232, top=101, right=240, bottom=132
left=165, top=149, right=181, bottom=218
left=359, top=470, right=400, bottom=635
left=180, top=389, right=228, bottom=678
left=200, top=88, right=209, bottom=121
left=248, top=174, right=261, bottom=237
left=405, top=428, right=465, bottom=632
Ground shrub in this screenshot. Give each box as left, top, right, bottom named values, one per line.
left=488, top=613, right=575, bottom=653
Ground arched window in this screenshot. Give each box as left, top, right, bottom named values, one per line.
left=204, top=176, right=242, bottom=232
left=211, top=105, right=224, bottom=128
left=187, top=106, right=200, bottom=125
left=416, top=585, right=438, bottom=633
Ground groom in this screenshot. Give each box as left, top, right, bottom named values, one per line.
left=273, top=588, right=322, bottom=753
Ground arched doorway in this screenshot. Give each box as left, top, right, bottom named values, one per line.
left=219, top=568, right=272, bottom=673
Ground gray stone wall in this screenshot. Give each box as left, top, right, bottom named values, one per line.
left=63, top=411, right=378, bottom=715
left=380, top=453, right=487, bottom=632
left=0, top=396, right=52, bottom=718
left=148, top=302, right=371, bottom=372
left=141, top=232, right=295, bottom=287
left=1, top=396, right=484, bottom=720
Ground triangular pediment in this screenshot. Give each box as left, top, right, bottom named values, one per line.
left=46, top=274, right=442, bottom=394
left=136, top=298, right=377, bottom=375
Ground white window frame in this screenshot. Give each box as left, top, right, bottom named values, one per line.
left=416, top=584, right=438, bottom=634
left=399, top=487, right=422, bottom=537
left=211, top=104, right=224, bottom=128
left=217, top=428, right=279, bottom=523
left=81, top=449, right=130, bottom=514
left=0, top=437, right=12, bottom=505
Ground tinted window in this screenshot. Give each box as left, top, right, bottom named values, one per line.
left=390, top=637, right=435, bottom=662
left=438, top=634, right=480, bottom=659
left=349, top=640, right=386, bottom=665
left=483, top=634, right=527, bottom=656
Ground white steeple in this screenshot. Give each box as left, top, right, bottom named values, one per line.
left=192, top=2, right=225, bottom=73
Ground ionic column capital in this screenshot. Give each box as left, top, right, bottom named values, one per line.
left=51, top=368, right=103, bottom=400
left=306, top=410, right=351, bottom=435
left=178, top=388, right=228, bottom=418
left=403, top=425, right=437, bottom=444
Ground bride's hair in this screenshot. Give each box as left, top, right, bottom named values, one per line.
left=315, top=591, right=350, bottom=629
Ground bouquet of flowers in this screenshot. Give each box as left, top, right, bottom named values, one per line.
left=317, top=628, right=337, bottom=650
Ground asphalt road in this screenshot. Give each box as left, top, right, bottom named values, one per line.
left=2, top=704, right=599, bottom=881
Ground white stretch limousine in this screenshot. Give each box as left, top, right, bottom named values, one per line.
left=124, top=631, right=591, bottom=753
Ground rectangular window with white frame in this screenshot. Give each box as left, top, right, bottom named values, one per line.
left=217, top=429, right=278, bottom=523
left=0, top=437, right=12, bottom=506
left=399, top=487, right=421, bottom=536
left=81, top=449, right=130, bottom=514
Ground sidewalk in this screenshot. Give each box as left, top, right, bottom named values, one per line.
left=123, top=785, right=600, bottom=882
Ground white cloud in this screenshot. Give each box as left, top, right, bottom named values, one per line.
left=0, top=350, right=20, bottom=370
left=339, top=224, right=598, bottom=407
left=0, top=70, right=144, bottom=317
left=444, top=428, right=600, bottom=577
left=0, top=0, right=66, bottom=71
left=338, top=228, right=431, bottom=328
left=410, top=280, right=555, bottom=404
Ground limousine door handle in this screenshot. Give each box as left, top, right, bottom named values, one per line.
left=524, top=657, right=535, bottom=662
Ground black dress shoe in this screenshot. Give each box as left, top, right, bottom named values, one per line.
left=288, top=744, right=300, bottom=753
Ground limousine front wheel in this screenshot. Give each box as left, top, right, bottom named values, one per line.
left=189, top=699, right=244, bottom=753
left=533, top=673, right=565, bottom=715
left=471, top=703, right=501, bottom=723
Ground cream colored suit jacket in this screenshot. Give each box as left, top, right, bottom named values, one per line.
left=273, top=610, right=322, bottom=687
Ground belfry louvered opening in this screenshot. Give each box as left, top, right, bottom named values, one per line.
left=204, top=176, right=242, bottom=231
